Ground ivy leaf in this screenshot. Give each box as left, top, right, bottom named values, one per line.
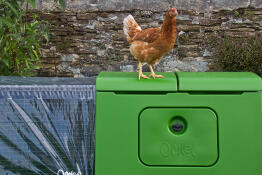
left=59, top=0, right=66, bottom=10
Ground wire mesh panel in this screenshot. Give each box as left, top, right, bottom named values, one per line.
left=0, top=77, right=96, bottom=175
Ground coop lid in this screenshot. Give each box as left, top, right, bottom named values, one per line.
left=177, top=72, right=262, bottom=92
left=96, top=72, right=178, bottom=92
left=96, top=72, right=262, bottom=92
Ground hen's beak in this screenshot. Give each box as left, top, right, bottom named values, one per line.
left=169, top=8, right=178, bottom=17
left=173, top=8, right=178, bottom=16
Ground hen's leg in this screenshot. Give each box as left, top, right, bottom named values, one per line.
left=138, top=61, right=149, bottom=80
left=149, top=65, right=164, bottom=79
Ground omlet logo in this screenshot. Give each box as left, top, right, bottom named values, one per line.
left=160, top=142, right=196, bottom=158
left=57, top=169, right=82, bottom=175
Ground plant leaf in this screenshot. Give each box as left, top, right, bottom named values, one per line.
left=5, top=2, right=19, bottom=16
left=2, top=58, right=9, bottom=67
left=26, top=0, right=36, bottom=8
left=32, top=49, right=39, bottom=60
left=32, top=65, right=41, bottom=69
left=59, top=0, right=66, bottom=10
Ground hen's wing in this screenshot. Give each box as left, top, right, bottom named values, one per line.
left=131, top=28, right=161, bottom=43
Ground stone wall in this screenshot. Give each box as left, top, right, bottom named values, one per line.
left=36, top=0, right=262, bottom=77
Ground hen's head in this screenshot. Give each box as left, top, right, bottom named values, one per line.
left=168, top=8, right=178, bottom=18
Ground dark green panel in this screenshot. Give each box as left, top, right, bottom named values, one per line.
left=140, top=108, right=218, bottom=166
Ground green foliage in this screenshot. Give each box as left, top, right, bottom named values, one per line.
left=233, top=10, right=239, bottom=17
left=0, top=0, right=65, bottom=76
left=209, top=33, right=262, bottom=76
left=56, top=0, right=66, bottom=10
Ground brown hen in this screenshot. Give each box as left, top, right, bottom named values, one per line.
left=123, top=8, right=178, bottom=79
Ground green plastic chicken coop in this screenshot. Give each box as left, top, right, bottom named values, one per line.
left=95, top=72, right=262, bottom=175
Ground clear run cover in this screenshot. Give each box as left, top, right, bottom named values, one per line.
left=0, top=77, right=96, bottom=175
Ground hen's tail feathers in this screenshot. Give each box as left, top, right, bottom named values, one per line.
left=123, top=15, right=141, bottom=42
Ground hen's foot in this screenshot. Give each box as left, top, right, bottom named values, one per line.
left=150, top=73, right=164, bottom=79
left=139, top=73, right=149, bottom=80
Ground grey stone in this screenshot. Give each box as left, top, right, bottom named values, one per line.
left=155, top=56, right=208, bottom=72
left=120, top=65, right=136, bottom=72
left=177, top=15, right=191, bottom=21
left=251, top=0, right=262, bottom=8
left=178, top=31, right=186, bottom=36
left=192, top=17, right=200, bottom=24
left=110, top=16, right=118, bottom=20
left=97, top=17, right=107, bottom=22
left=50, top=46, right=56, bottom=52
left=221, top=21, right=232, bottom=29
left=86, top=20, right=97, bottom=29
left=203, top=49, right=212, bottom=57
left=210, top=0, right=251, bottom=11
left=243, top=19, right=253, bottom=24
left=232, top=19, right=243, bottom=24
left=204, top=12, right=212, bottom=18
left=41, top=49, right=50, bottom=58
left=61, top=54, right=80, bottom=62
left=97, top=50, right=106, bottom=56
left=154, top=13, right=164, bottom=21
left=257, top=21, right=262, bottom=27
left=69, top=67, right=81, bottom=74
